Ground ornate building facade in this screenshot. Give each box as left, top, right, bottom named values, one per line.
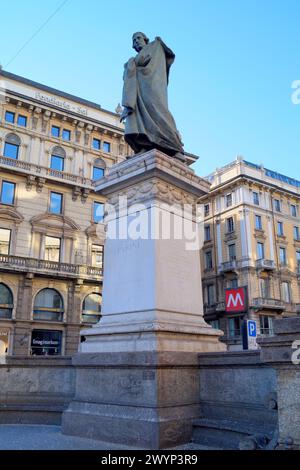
left=0, top=70, right=130, bottom=356
left=201, top=158, right=300, bottom=350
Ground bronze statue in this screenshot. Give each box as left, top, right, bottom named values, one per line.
left=121, top=32, right=185, bottom=162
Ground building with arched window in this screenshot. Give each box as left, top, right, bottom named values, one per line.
left=0, top=69, right=133, bottom=356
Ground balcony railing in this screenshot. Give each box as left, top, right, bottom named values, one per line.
left=0, top=254, right=102, bottom=279
left=219, top=260, right=237, bottom=272
left=252, top=298, right=285, bottom=310
left=256, top=259, right=276, bottom=270
left=0, top=155, right=94, bottom=188
left=216, top=301, right=226, bottom=312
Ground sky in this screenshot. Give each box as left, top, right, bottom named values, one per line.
left=1, top=0, right=300, bottom=178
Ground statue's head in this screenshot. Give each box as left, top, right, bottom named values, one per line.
left=132, top=32, right=149, bottom=52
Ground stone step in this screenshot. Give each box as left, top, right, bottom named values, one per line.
left=192, top=418, right=274, bottom=450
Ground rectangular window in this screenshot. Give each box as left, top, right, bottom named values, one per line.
left=91, top=244, right=104, bottom=268
left=291, top=205, right=297, bottom=217
left=294, top=226, right=300, bottom=241
left=255, top=215, right=262, bottom=230
left=259, top=316, right=274, bottom=336
left=0, top=228, right=11, bottom=255
left=4, top=142, right=19, bottom=159
left=5, top=111, right=15, bottom=123
left=209, top=319, right=220, bottom=330
left=228, top=317, right=242, bottom=338
left=274, top=199, right=281, bottom=212
left=253, top=192, right=260, bottom=205
left=206, top=284, right=215, bottom=306
left=277, top=221, right=284, bottom=236
left=281, top=281, right=291, bottom=303
left=204, top=225, right=211, bottom=241
left=205, top=251, right=213, bottom=270
left=103, top=141, right=111, bottom=153
left=228, top=243, right=236, bottom=261
left=50, top=155, right=64, bottom=172
left=279, top=247, right=287, bottom=265
left=93, top=202, right=104, bottom=223
left=44, top=236, right=61, bottom=262
left=17, top=115, right=27, bottom=127
left=30, top=330, right=62, bottom=356
left=225, top=193, right=232, bottom=207
left=257, top=242, right=265, bottom=259
left=62, top=129, right=71, bottom=141
left=204, top=204, right=210, bottom=217
left=0, top=181, right=15, bottom=205
left=230, top=278, right=238, bottom=288
left=51, top=126, right=60, bottom=138
left=227, top=217, right=234, bottom=233
left=260, top=278, right=270, bottom=298
left=296, top=251, right=300, bottom=266
left=50, top=192, right=63, bottom=214
left=93, top=138, right=101, bottom=150
left=93, top=166, right=104, bottom=180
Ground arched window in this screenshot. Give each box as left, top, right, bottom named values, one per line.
left=82, top=293, right=102, bottom=324
left=50, top=146, right=66, bottom=172
left=92, top=158, right=106, bottom=180
left=3, top=134, right=21, bottom=160
left=33, top=289, right=64, bottom=322
left=0, top=283, right=13, bottom=319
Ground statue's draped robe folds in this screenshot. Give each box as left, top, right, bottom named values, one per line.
left=122, top=37, right=184, bottom=156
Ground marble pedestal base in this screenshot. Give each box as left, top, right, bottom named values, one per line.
left=62, top=150, right=225, bottom=448
left=62, top=351, right=200, bottom=449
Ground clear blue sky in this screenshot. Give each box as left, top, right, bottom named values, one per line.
left=1, top=0, right=300, bottom=178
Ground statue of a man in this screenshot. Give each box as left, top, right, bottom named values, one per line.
left=120, top=32, right=185, bottom=162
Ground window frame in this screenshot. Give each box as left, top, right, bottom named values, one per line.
left=17, top=115, right=27, bottom=127
left=0, top=180, right=16, bottom=205
left=93, top=201, right=105, bottom=223
left=5, top=111, right=15, bottom=124
left=51, top=126, right=60, bottom=138
left=0, top=228, right=11, bottom=255
left=49, top=191, right=63, bottom=215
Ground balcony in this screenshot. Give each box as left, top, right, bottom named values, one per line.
left=204, top=304, right=217, bottom=315
left=219, top=260, right=237, bottom=272
left=252, top=297, right=285, bottom=311
left=0, top=255, right=102, bottom=281
left=0, top=155, right=94, bottom=189
left=256, top=259, right=276, bottom=270
left=216, top=301, right=226, bottom=312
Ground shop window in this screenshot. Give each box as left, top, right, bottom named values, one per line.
left=82, top=293, right=102, bottom=324
left=0, top=283, right=13, bottom=319
left=33, top=289, right=64, bottom=322
left=30, top=330, right=62, bottom=356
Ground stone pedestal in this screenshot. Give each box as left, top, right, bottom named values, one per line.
left=62, top=150, right=225, bottom=448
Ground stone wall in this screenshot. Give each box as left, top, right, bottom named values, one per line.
left=198, top=350, right=278, bottom=426
left=0, top=356, right=75, bottom=425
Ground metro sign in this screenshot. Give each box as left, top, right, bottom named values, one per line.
left=225, top=287, right=248, bottom=313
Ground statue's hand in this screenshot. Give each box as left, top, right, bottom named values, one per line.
left=136, top=54, right=151, bottom=67
left=120, top=107, right=133, bottom=123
